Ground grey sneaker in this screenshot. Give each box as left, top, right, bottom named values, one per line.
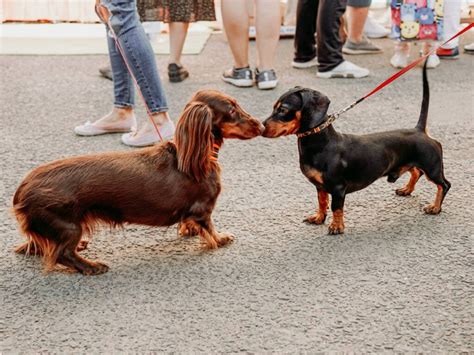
left=222, top=66, right=253, bottom=87
left=255, top=69, right=278, bottom=90
left=342, top=37, right=382, bottom=55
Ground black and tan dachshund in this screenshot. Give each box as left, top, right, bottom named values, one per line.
left=262, top=62, right=450, bottom=234
left=13, top=90, right=264, bottom=275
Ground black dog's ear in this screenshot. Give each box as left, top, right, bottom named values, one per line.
left=298, top=89, right=330, bottom=130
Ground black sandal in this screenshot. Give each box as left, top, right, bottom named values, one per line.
left=168, top=63, right=189, bottom=83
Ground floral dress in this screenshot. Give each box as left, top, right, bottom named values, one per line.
left=137, top=0, right=216, bottom=23
left=391, top=0, right=444, bottom=41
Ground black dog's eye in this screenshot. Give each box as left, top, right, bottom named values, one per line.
left=279, top=106, right=289, bottom=115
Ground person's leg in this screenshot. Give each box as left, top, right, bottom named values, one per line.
left=316, top=0, right=369, bottom=78
left=167, top=22, right=190, bottom=82
left=293, top=0, right=318, bottom=66
left=105, top=0, right=173, bottom=145
left=343, top=0, right=381, bottom=54
left=75, top=24, right=137, bottom=136
left=221, top=0, right=250, bottom=68
left=346, top=1, right=369, bottom=43
left=437, top=0, right=461, bottom=58
left=254, top=0, right=280, bottom=71
left=254, top=0, right=280, bottom=89
left=220, top=0, right=253, bottom=87
left=169, top=22, right=189, bottom=65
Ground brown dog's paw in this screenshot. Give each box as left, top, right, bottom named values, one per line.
left=80, top=261, right=109, bottom=276
left=178, top=221, right=200, bottom=237
left=216, top=232, right=234, bottom=247
left=15, top=242, right=40, bottom=256
left=304, top=213, right=326, bottom=225
left=423, top=204, right=441, bottom=215
left=395, top=187, right=412, bottom=196
left=76, top=240, right=89, bottom=252
left=328, top=222, right=345, bottom=235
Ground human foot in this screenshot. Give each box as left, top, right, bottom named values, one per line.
left=74, top=107, right=136, bottom=136
left=121, top=112, right=175, bottom=147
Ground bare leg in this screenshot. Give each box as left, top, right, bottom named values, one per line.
left=168, top=22, right=189, bottom=66
left=346, top=5, right=369, bottom=43
left=255, top=0, right=281, bottom=70
left=305, top=189, right=329, bottom=224
left=221, top=0, right=250, bottom=68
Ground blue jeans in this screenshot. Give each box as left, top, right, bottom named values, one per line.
left=101, top=0, right=168, bottom=113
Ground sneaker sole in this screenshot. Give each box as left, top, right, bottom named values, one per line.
left=221, top=76, right=254, bottom=87
left=342, top=47, right=382, bottom=55
left=316, top=71, right=369, bottom=79
left=257, top=80, right=278, bottom=90
left=438, top=55, right=459, bottom=60
left=291, top=60, right=318, bottom=69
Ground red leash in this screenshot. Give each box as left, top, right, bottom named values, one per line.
left=330, top=23, right=474, bottom=120
left=95, top=4, right=163, bottom=141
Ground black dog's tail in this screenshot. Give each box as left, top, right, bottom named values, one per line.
left=416, top=59, right=429, bottom=132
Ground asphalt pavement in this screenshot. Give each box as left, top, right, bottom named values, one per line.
left=1, top=33, right=473, bottom=352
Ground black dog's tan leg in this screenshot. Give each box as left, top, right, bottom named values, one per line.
left=396, top=167, right=423, bottom=196
left=305, top=189, right=329, bottom=224
left=196, top=218, right=234, bottom=250
left=328, top=187, right=346, bottom=235
left=423, top=171, right=451, bottom=215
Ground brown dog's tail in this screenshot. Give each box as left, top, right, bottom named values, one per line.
left=13, top=184, right=61, bottom=270
left=416, top=59, right=429, bottom=132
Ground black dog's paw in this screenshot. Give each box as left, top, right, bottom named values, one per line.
left=328, top=222, right=345, bottom=235
left=304, top=213, right=326, bottom=225
left=395, top=187, right=412, bottom=196
left=423, top=204, right=441, bottom=215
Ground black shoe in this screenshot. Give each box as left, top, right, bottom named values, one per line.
left=99, top=65, right=113, bottom=81
left=168, top=63, right=189, bottom=83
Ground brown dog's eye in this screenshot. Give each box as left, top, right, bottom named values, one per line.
left=228, top=108, right=235, bottom=115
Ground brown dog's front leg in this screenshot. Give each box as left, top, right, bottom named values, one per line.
left=328, top=187, right=346, bottom=235
left=178, top=219, right=200, bottom=237
left=196, top=218, right=234, bottom=249
left=305, top=189, right=329, bottom=225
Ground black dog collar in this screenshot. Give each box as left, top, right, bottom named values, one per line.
left=296, top=114, right=337, bottom=138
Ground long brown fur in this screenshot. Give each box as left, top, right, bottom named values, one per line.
left=13, top=90, right=264, bottom=275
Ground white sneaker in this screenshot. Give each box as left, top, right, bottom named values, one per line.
left=364, top=16, right=391, bottom=39
left=426, top=54, right=440, bottom=69
left=121, top=119, right=175, bottom=147
left=464, top=42, right=474, bottom=53
left=292, top=56, right=319, bottom=69
left=316, top=61, right=369, bottom=79
left=390, top=51, right=409, bottom=68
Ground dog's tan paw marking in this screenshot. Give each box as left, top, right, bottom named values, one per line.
left=81, top=261, right=109, bottom=276
left=423, top=204, right=441, bottom=215
left=304, top=213, right=326, bottom=225
left=178, top=222, right=199, bottom=237
left=395, top=187, right=412, bottom=196
left=328, top=222, right=345, bottom=235
left=76, top=240, right=89, bottom=252
left=217, top=232, right=234, bottom=247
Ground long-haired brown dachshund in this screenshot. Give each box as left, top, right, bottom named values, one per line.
left=13, top=90, right=264, bottom=275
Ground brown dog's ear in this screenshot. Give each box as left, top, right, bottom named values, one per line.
left=175, top=102, right=214, bottom=182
